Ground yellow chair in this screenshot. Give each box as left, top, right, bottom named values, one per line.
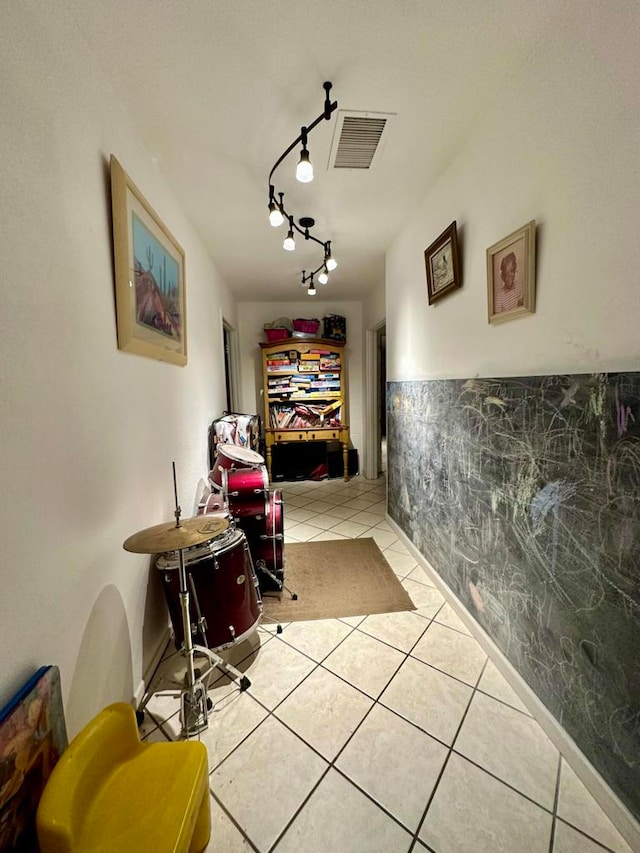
left=36, top=702, right=211, bottom=853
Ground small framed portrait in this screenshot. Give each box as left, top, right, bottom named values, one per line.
left=424, top=221, right=461, bottom=305
left=487, top=220, right=536, bottom=324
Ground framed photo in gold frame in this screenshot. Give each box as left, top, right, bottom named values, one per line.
left=424, top=221, right=461, bottom=305
left=110, top=155, right=187, bottom=365
left=487, top=220, right=536, bottom=324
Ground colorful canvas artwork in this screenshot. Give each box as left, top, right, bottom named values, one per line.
left=0, top=666, right=67, bottom=852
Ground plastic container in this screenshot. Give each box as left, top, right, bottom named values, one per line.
left=264, top=328, right=290, bottom=342
left=293, top=318, right=320, bottom=335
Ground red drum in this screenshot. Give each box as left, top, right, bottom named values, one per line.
left=209, top=444, right=265, bottom=490
left=222, top=466, right=270, bottom=520
left=237, top=490, right=284, bottom=593
left=196, top=491, right=229, bottom=517
left=156, top=528, right=262, bottom=651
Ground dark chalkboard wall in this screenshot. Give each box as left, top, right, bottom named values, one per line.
left=387, top=373, right=640, bottom=821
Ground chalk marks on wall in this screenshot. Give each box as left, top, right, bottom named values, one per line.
left=387, top=373, right=640, bottom=821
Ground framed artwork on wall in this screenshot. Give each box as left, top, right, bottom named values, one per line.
left=110, top=155, right=187, bottom=365
left=424, top=221, right=461, bottom=305
left=487, top=220, right=536, bottom=324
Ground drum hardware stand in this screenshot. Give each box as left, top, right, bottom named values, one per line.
left=123, top=464, right=254, bottom=740
left=172, top=465, right=251, bottom=738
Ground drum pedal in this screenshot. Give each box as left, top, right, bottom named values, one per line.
left=256, top=560, right=298, bottom=600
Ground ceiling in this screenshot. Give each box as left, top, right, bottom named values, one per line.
left=65, top=0, right=563, bottom=301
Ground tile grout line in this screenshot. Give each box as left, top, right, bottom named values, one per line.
left=261, top=603, right=440, bottom=849
left=408, top=656, right=490, bottom=852
left=548, top=752, right=563, bottom=853
left=209, top=789, right=262, bottom=852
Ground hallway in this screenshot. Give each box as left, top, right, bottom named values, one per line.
left=141, top=477, right=630, bottom=853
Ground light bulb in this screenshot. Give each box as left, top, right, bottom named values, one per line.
left=268, top=202, right=284, bottom=227
left=283, top=230, right=295, bottom=251
left=307, top=285, right=316, bottom=296
left=318, top=270, right=329, bottom=285
left=325, top=256, right=337, bottom=271
left=296, top=149, right=314, bottom=183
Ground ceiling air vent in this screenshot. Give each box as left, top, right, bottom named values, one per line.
left=329, top=110, right=396, bottom=170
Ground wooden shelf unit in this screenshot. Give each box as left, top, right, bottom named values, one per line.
left=260, top=338, right=350, bottom=480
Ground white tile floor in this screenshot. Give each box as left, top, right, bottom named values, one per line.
left=141, top=475, right=633, bottom=853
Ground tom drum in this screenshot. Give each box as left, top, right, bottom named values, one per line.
left=209, top=444, right=265, bottom=490
left=221, top=466, right=270, bottom=520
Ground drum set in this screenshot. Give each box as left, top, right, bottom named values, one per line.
left=201, top=444, right=292, bottom=598
left=122, top=453, right=294, bottom=738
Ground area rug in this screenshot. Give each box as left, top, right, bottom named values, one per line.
left=261, top=537, right=416, bottom=623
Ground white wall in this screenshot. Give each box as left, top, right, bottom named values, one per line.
left=0, top=4, right=234, bottom=735
left=237, top=302, right=364, bottom=453
left=363, top=280, right=386, bottom=332
left=386, top=5, right=640, bottom=382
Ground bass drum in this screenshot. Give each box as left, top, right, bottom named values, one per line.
left=237, top=489, right=284, bottom=593
left=209, top=444, right=265, bottom=490
left=156, top=528, right=262, bottom=651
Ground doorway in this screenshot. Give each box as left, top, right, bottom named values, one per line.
left=378, top=325, right=386, bottom=473
left=363, top=320, right=386, bottom=480
left=222, top=319, right=240, bottom=414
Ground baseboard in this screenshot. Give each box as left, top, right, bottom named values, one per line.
left=131, top=628, right=171, bottom=710
left=387, top=515, right=640, bottom=852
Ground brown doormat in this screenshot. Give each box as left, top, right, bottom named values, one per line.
left=261, top=537, right=416, bottom=623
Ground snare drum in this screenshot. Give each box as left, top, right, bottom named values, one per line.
left=156, top=528, right=262, bottom=651
left=222, top=466, right=270, bottom=520
left=209, top=444, right=265, bottom=490
left=237, top=490, right=284, bottom=593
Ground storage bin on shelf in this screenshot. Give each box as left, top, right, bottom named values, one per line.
left=264, top=327, right=290, bottom=342
left=264, top=316, right=293, bottom=342
left=293, top=318, right=320, bottom=335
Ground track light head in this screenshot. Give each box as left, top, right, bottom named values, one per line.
left=296, top=147, right=313, bottom=183
left=283, top=217, right=295, bottom=251
left=325, top=242, right=337, bottom=271
left=307, top=273, right=316, bottom=296
left=268, top=200, right=284, bottom=227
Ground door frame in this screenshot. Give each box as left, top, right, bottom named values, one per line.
left=363, top=319, right=386, bottom=479
left=221, top=316, right=241, bottom=413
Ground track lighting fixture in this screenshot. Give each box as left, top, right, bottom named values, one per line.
left=267, top=82, right=338, bottom=294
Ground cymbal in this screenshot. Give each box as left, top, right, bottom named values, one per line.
left=123, top=515, right=229, bottom=554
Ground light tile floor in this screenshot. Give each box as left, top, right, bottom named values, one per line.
left=141, top=475, right=633, bottom=853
